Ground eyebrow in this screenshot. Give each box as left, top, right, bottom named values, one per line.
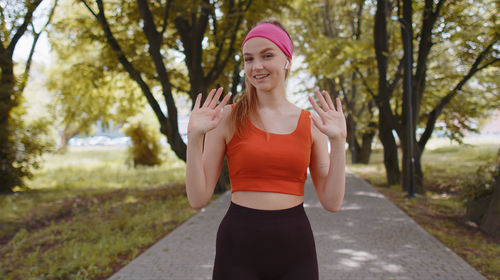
left=243, top=48, right=275, bottom=56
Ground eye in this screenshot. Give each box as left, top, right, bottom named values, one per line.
left=264, top=53, right=274, bottom=59
left=244, top=57, right=253, bottom=62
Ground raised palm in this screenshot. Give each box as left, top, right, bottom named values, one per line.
left=308, top=90, right=347, bottom=141
left=188, top=87, right=231, bottom=137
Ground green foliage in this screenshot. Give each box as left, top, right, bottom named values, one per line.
left=5, top=96, right=55, bottom=191
left=47, top=2, right=146, bottom=146
left=0, top=0, right=57, bottom=193
left=349, top=140, right=500, bottom=279
left=46, top=0, right=291, bottom=167
left=1, top=190, right=192, bottom=280
left=410, top=0, right=499, bottom=140
left=289, top=0, right=378, bottom=163
left=460, top=163, right=497, bottom=204
left=124, top=122, right=163, bottom=167
left=28, top=146, right=185, bottom=191
left=350, top=139, right=499, bottom=191
left=0, top=146, right=192, bottom=279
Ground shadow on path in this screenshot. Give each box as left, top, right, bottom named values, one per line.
left=109, top=170, right=485, bottom=280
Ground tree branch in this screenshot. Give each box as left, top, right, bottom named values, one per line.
left=7, top=0, right=43, bottom=57
left=418, top=40, right=497, bottom=150
left=80, top=0, right=166, bottom=126
left=80, top=0, right=98, bottom=18
left=477, top=57, right=499, bottom=72
left=389, top=57, right=403, bottom=93
left=159, top=0, right=172, bottom=41
left=355, top=67, right=377, bottom=100
left=136, top=0, right=181, bottom=141
left=20, top=0, right=59, bottom=93
left=206, top=1, right=249, bottom=82
left=413, top=0, right=447, bottom=108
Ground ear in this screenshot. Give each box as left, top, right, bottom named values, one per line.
left=284, top=60, right=290, bottom=70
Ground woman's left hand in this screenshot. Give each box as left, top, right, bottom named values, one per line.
left=308, top=90, right=347, bottom=142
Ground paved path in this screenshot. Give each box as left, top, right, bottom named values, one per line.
left=109, top=171, right=486, bottom=280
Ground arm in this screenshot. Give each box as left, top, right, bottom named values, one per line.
left=185, top=88, right=231, bottom=209
left=308, top=90, right=347, bottom=212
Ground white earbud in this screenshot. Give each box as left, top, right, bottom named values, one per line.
left=284, top=61, right=289, bottom=70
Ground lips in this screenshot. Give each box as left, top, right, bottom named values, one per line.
left=253, top=74, right=269, bottom=80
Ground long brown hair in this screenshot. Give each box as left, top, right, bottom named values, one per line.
left=229, top=19, right=292, bottom=137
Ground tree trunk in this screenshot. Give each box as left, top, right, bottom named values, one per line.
left=400, top=130, right=424, bottom=194
left=59, top=132, right=70, bottom=153
left=0, top=0, right=44, bottom=193
left=58, top=125, right=80, bottom=153
left=0, top=59, right=16, bottom=193
left=480, top=149, right=500, bottom=237
left=378, top=113, right=400, bottom=186
left=348, top=120, right=375, bottom=165
left=374, top=0, right=400, bottom=186
left=358, top=130, right=375, bottom=164
left=346, top=114, right=360, bottom=164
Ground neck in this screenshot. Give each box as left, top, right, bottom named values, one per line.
left=256, top=86, right=290, bottom=111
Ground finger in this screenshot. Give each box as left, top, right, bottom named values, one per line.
left=310, top=113, right=323, bottom=129
left=209, top=87, right=224, bottom=108
left=215, top=92, right=232, bottom=112
left=193, top=93, right=202, bottom=110
left=315, top=90, right=330, bottom=111
left=202, top=88, right=216, bottom=108
left=324, top=91, right=335, bottom=110
left=308, top=96, right=326, bottom=118
left=336, top=98, right=343, bottom=114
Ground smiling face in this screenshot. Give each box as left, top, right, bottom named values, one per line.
left=242, top=37, right=290, bottom=94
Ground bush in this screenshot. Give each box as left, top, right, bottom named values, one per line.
left=0, top=100, right=54, bottom=193
left=460, top=162, right=498, bottom=223
left=123, top=123, right=162, bottom=167
left=460, top=163, right=497, bottom=204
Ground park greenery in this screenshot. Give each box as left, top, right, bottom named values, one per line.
left=0, top=146, right=197, bottom=279
left=2, top=0, right=499, bottom=192
left=0, top=0, right=499, bottom=278
left=348, top=140, right=500, bottom=279
left=0, top=141, right=497, bottom=279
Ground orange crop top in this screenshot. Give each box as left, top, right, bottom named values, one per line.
left=226, top=110, right=312, bottom=196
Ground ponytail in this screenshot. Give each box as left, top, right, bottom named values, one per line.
left=229, top=76, right=259, bottom=137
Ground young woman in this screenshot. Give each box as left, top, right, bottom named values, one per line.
left=186, top=20, right=346, bottom=280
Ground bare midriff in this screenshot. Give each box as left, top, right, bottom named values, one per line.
left=231, top=191, right=304, bottom=210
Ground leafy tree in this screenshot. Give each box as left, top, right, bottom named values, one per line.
left=50, top=0, right=289, bottom=192
left=373, top=0, right=499, bottom=192
left=291, top=0, right=378, bottom=164
left=0, top=0, right=57, bottom=193
left=45, top=22, right=146, bottom=151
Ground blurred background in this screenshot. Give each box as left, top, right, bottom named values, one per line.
left=1, top=0, right=499, bottom=279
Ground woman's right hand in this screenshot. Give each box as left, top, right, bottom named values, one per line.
left=187, top=87, right=231, bottom=138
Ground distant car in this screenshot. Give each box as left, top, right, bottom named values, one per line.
left=109, top=137, right=132, bottom=146
left=88, top=136, right=112, bottom=146
left=68, top=137, right=85, bottom=146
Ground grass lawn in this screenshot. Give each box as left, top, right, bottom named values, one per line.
left=0, top=146, right=202, bottom=280
left=2, top=138, right=499, bottom=279
left=348, top=137, right=500, bottom=280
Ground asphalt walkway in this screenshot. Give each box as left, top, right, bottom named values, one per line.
left=109, top=170, right=486, bottom=280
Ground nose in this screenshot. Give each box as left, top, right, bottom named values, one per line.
left=252, top=59, right=264, bottom=70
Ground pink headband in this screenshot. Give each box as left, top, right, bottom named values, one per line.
left=242, top=23, right=293, bottom=59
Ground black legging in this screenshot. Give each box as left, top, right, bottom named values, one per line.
left=213, top=202, right=319, bottom=280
